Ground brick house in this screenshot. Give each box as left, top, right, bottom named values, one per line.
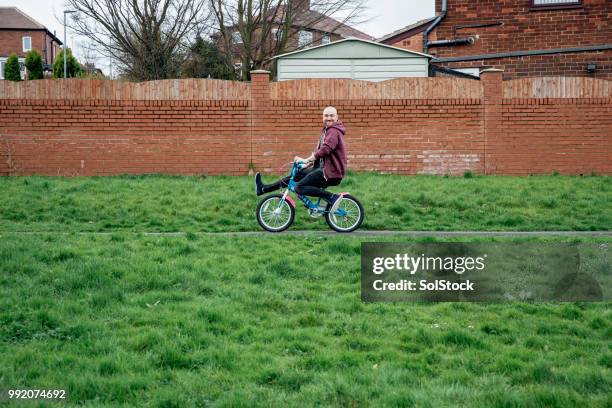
left=217, top=0, right=372, bottom=75
left=269, top=2, right=373, bottom=50
left=377, top=17, right=437, bottom=53
left=378, top=0, right=611, bottom=79
left=0, top=7, right=62, bottom=79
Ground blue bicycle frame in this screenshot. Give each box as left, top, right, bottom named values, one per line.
left=277, top=161, right=347, bottom=216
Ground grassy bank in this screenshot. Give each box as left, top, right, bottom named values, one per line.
left=1, top=233, right=610, bottom=407
left=0, top=173, right=610, bottom=232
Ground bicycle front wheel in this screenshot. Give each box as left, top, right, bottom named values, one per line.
left=256, top=194, right=295, bottom=232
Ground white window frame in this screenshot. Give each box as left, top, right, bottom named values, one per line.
left=234, top=62, right=243, bottom=78
left=321, top=34, right=331, bottom=45
left=298, top=30, right=313, bottom=48
left=231, top=31, right=243, bottom=44
left=22, top=36, right=32, bottom=52
left=532, top=0, right=581, bottom=5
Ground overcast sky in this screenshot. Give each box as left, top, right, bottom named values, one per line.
left=0, top=0, right=435, bottom=75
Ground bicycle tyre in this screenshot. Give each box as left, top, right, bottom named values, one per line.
left=256, top=194, right=295, bottom=232
left=325, top=194, right=364, bottom=233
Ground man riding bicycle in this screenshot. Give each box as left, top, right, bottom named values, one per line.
left=255, top=106, right=347, bottom=213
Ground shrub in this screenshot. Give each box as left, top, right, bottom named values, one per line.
left=25, top=49, right=44, bottom=80
left=4, top=53, right=21, bottom=81
left=52, top=48, right=83, bottom=78
left=182, top=36, right=237, bottom=80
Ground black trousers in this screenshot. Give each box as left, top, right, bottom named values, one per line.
left=274, top=167, right=341, bottom=201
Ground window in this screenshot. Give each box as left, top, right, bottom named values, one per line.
left=232, top=31, right=243, bottom=44
left=272, top=28, right=283, bottom=41
left=0, top=58, right=26, bottom=79
left=530, top=0, right=582, bottom=9
left=22, top=36, right=32, bottom=52
left=234, top=62, right=242, bottom=78
left=298, top=30, right=313, bottom=47
left=321, top=34, right=330, bottom=45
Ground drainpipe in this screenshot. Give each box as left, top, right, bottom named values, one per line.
left=423, top=0, right=447, bottom=54
left=42, top=32, right=47, bottom=65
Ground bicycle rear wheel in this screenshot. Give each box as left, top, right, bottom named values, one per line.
left=325, top=194, right=364, bottom=233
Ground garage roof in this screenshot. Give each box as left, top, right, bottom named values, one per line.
left=271, top=38, right=433, bottom=60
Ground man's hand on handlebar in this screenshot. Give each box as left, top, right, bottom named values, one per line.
left=294, top=156, right=314, bottom=168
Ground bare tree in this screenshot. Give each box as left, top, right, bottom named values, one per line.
left=210, top=0, right=369, bottom=81
left=64, top=0, right=208, bottom=81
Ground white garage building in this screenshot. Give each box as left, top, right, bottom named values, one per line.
left=272, top=38, right=432, bottom=82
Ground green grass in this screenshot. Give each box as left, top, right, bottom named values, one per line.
left=1, top=233, right=611, bottom=407
left=0, top=173, right=610, bottom=232
left=1, top=174, right=610, bottom=406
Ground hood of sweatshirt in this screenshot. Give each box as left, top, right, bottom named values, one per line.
left=324, top=120, right=346, bottom=135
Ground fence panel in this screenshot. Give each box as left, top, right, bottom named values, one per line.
left=0, top=78, right=251, bottom=100
left=270, top=77, right=482, bottom=100
left=503, top=76, right=612, bottom=98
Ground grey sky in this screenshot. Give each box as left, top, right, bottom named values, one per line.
left=0, top=0, right=435, bottom=74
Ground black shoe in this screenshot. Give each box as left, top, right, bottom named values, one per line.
left=255, top=173, right=264, bottom=196
left=326, top=194, right=341, bottom=213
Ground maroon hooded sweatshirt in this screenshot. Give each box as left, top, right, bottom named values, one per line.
left=313, top=120, right=347, bottom=180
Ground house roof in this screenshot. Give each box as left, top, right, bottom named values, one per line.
left=81, top=62, right=105, bottom=76
left=293, top=9, right=372, bottom=40
left=376, top=16, right=437, bottom=44
left=0, top=7, right=62, bottom=44
left=267, top=5, right=373, bottom=40
left=271, top=37, right=433, bottom=59
left=0, top=7, right=46, bottom=29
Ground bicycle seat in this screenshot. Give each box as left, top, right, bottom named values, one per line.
left=326, top=178, right=342, bottom=187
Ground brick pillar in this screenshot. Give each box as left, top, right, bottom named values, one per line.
left=481, top=68, right=504, bottom=175
left=0, top=135, right=10, bottom=176
left=249, top=70, right=271, bottom=175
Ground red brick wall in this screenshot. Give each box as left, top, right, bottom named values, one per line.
left=495, top=70, right=611, bottom=175
left=0, top=99, right=251, bottom=176
left=254, top=99, right=485, bottom=175
left=490, top=98, right=612, bottom=174
left=0, top=30, right=56, bottom=60
left=0, top=131, right=9, bottom=175
left=41, top=32, right=60, bottom=65
left=431, top=0, right=612, bottom=79
left=388, top=34, right=425, bottom=53
left=0, top=73, right=610, bottom=176
left=437, top=50, right=612, bottom=80
left=0, top=30, right=28, bottom=57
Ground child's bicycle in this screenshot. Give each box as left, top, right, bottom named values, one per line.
left=256, top=161, right=364, bottom=233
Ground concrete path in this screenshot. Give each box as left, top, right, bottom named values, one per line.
left=3, top=230, right=610, bottom=237
left=170, top=230, right=612, bottom=237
